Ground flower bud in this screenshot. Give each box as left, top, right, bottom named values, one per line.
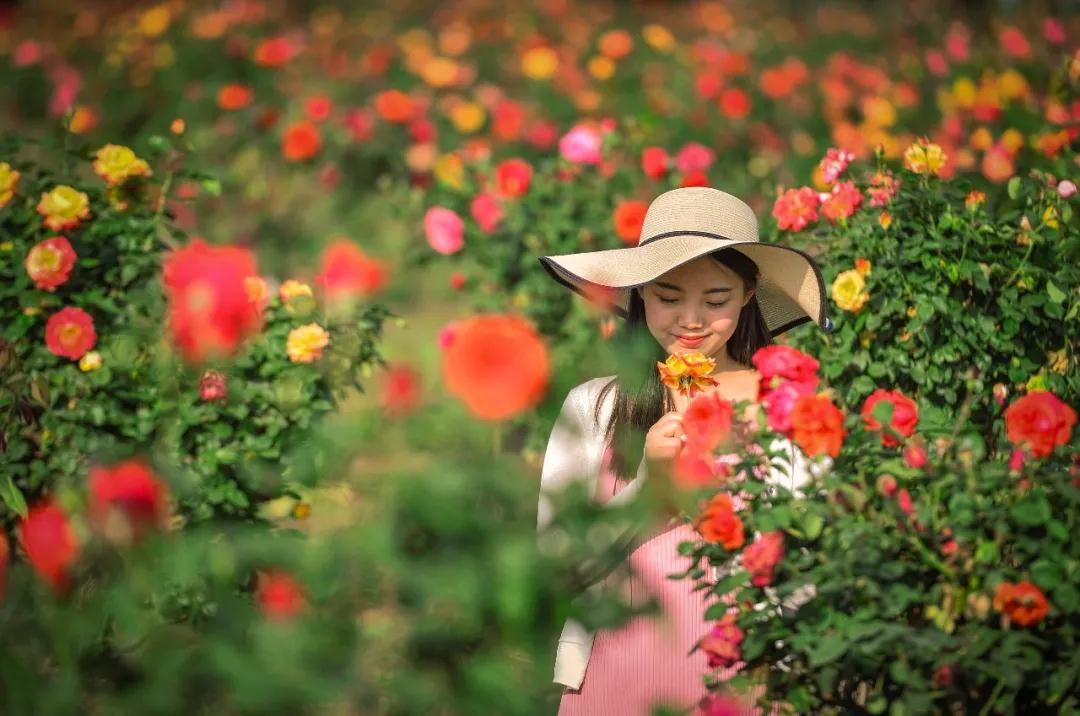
left=200, top=370, right=228, bottom=401
left=877, top=474, right=897, bottom=497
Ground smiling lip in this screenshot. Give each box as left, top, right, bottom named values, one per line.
left=676, top=334, right=707, bottom=346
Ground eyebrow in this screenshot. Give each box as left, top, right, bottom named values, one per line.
left=653, top=280, right=733, bottom=294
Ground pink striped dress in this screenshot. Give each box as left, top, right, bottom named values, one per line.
left=557, top=445, right=763, bottom=716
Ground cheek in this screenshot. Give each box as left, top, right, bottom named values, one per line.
left=708, top=306, right=743, bottom=336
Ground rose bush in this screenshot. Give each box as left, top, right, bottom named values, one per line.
left=668, top=345, right=1080, bottom=714
left=0, top=134, right=389, bottom=527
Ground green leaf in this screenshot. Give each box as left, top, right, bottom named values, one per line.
left=1053, top=582, right=1079, bottom=613
left=1010, top=493, right=1051, bottom=527
left=808, top=633, right=846, bottom=666
left=0, top=475, right=28, bottom=518
left=1046, top=280, right=1066, bottom=305
left=1007, top=176, right=1022, bottom=200
left=1031, top=559, right=1063, bottom=590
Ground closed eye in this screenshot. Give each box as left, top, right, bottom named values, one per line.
left=658, top=296, right=728, bottom=308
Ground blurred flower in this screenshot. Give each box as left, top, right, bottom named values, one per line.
left=752, top=345, right=820, bottom=393
left=315, top=239, right=388, bottom=301
left=470, top=192, right=503, bottom=233
left=45, top=306, right=96, bottom=360
left=19, top=501, right=79, bottom=593
left=683, top=391, right=734, bottom=456
left=279, top=279, right=313, bottom=304
left=449, top=271, right=466, bottom=290
left=854, top=258, right=871, bottom=275
left=904, top=440, right=928, bottom=468
left=37, top=185, right=90, bottom=232
left=867, top=170, right=899, bottom=207
left=695, top=493, right=744, bottom=549
left=433, top=153, right=463, bottom=189
left=170, top=118, right=185, bottom=135
left=742, top=531, right=784, bottom=586
left=679, top=170, right=709, bottom=188
left=436, top=322, right=457, bottom=349
left=374, top=89, right=415, bottom=123
left=304, top=94, right=333, bottom=122
left=762, top=379, right=815, bottom=433
left=642, top=24, right=675, bottom=52
left=255, top=570, right=306, bottom=619
left=1043, top=18, right=1066, bottom=44
left=92, top=144, right=151, bottom=186
left=877, top=474, right=898, bottom=497
left=674, top=142, right=715, bottom=173
left=998, top=26, right=1031, bottom=59
left=495, top=158, right=532, bottom=198
left=657, top=352, right=719, bottom=398
left=492, top=100, right=525, bottom=142
left=698, top=613, right=743, bottom=669
left=819, top=147, right=855, bottom=183
left=521, top=46, right=558, bottom=80
left=282, top=120, right=322, bottom=161
left=641, top=147, right=669, bottom=179
left=449, top=101, right=485, bottom=133
left=88, top=458, right=169, bottom=540
left=73, top=344, right=102, bottom=371
left=253, top=35, right=296, bottom=67
left=598, top=29, right=634, bottom=59
left=24, top=236, right=77, bottom=291
left=442, top=314, right=549, bottom=420
left=699, top=693, right=749, bottom=716
left=1057, top=179, right=1077, bottom=199
left=993, top=580, right=1048, bottom=626
left=424, top=206, right=464, bottom=254
left=286, top=323, right=330, bottom=363
left=861, top=389, right=919, bottom=447
left=344, top=108, right=376, bottom=141
left=897, top=488, right=914, bottom=517
left=718, top=87, right=751, bottom=119
left=772, top=186, right=819, bottom=231
left=903, top=139, right=947, bottom=176
left=559, top=125, right=602, bottom=165
left=965, top=190, right=986, bottom=210
left=1004, top=391, right=1077, bottom=458
left=821, top=181, right=862, bottom=224
left=380, top=363, right=422, bottom=416
left=831, top=269, right=869, bottom=313
left=0, top=162, right=19, bottom=208
left=162, top=239, right=262, bottom=363
left=789, top=393, right=845, bottom=458
left=613, top=200, right=648, bottom=244
left=200, top=369, right=227, bottom=401
left=216, top=83, right=253, bottom=110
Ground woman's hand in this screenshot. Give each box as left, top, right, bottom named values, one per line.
left=644, top=410, right=685, bottom=480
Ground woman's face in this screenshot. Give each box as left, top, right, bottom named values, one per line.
left=638, top=256, right=753, bottom=362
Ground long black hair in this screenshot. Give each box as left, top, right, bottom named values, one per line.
left=593, top=248, right=773, bottom=481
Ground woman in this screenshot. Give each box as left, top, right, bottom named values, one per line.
left=535, top=186, right=831, bottom=715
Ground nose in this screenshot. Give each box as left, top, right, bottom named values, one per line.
left=677, top=305, right=704, bottom=329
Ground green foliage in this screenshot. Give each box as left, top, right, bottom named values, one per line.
left=785, top=160, right=1079, bottom=436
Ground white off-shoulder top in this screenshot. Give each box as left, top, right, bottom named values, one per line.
left=536, top=376, right=819, bottom=690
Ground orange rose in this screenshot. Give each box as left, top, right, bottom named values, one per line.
left=25, top=236, right=77, bottom=291
left=657, top=351, right=719, bottom=398
left=217, top=83, right=253, bottom=110
left=1004, top=391, right=1077, bottom=458
left=695, top=493, right=744, bottom=549
left=992, top=580, right=1050, bottom=627
left=789, top=393, right=846, bottom=458
left=374, top=89, right=415, bottom=124
left=281, top=121, right=321, bottom=161
left=613, top=200, right=648, bottom=245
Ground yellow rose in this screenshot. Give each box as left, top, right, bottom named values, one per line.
left=903, top=139, right=947, bottom=176
left=1042, top=206, right=1060, bottom=229
left=92, top=144, right=152, bottom=186
left=286, top=323, right=330, bottom=363
left=0, top=162, right=20, bottom=208
left=278, top=279, right=313, bottom=303
left=433, top=153, right=465, bottom=189
left=36, top=185, right=91, bottom=231
left=588, top=56, right=616, bottom=81
left=449, top=101, right=485, bottom=134
left=831, top=270, right=870, bottom=313
left=521, top=46, right=558, bottom=80
left=1048, top=349, right=1068, bottom=375
left=642, top=24, right=675, bottom=52
left=79, top=351, right=103, bottom=372
left=420, top=56, right=459, bottom=88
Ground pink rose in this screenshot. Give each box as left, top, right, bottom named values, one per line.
left=558, top=125, right=602, bottom=165
left=424, top=206, right=464, bottom=254
left=763, top=379, right=815, bottom=434
left=437, top=322, right=457, bottom=349
left=1057, top=179, right=1077, bottom=199
left=470, top=192, right=503, bottom=233
left=752, top=345, right=821, bottom=392
left=674, top=142, right=715, bottom=174
left=742, top=531, right=784, bottom=586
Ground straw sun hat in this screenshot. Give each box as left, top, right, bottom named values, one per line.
left=538, top=186, right=833, bottom=336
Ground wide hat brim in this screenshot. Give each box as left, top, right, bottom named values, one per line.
left=537, top=188, right=831, bottom=337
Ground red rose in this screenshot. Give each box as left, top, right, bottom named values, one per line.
left=256, top=569, right=306, bottom=619
left=613, top=200, right=648, bottom=245
left=752, top=345, right=820, bottom=394
left=641, top=146, right=669, bottom=179
left=1004, top=391, right=1077, bottom=458
left=380, top=363, right=422, bottom=416
left=281, top=120, right=322, bottom=161
left=314, top=239, right=388, bottom=301
left=19, top=501, right=79, bottom=592
left=861, top=389, right=919, bottom=447
left=88, top=458, right=169, bottom=539
left=162, top=239, right=262, bottom=363
left=682, top=391, right=734, bottom=456
left=45, top=306, right=96, bottom=360
left=494, top=158, right=533, bottom=198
